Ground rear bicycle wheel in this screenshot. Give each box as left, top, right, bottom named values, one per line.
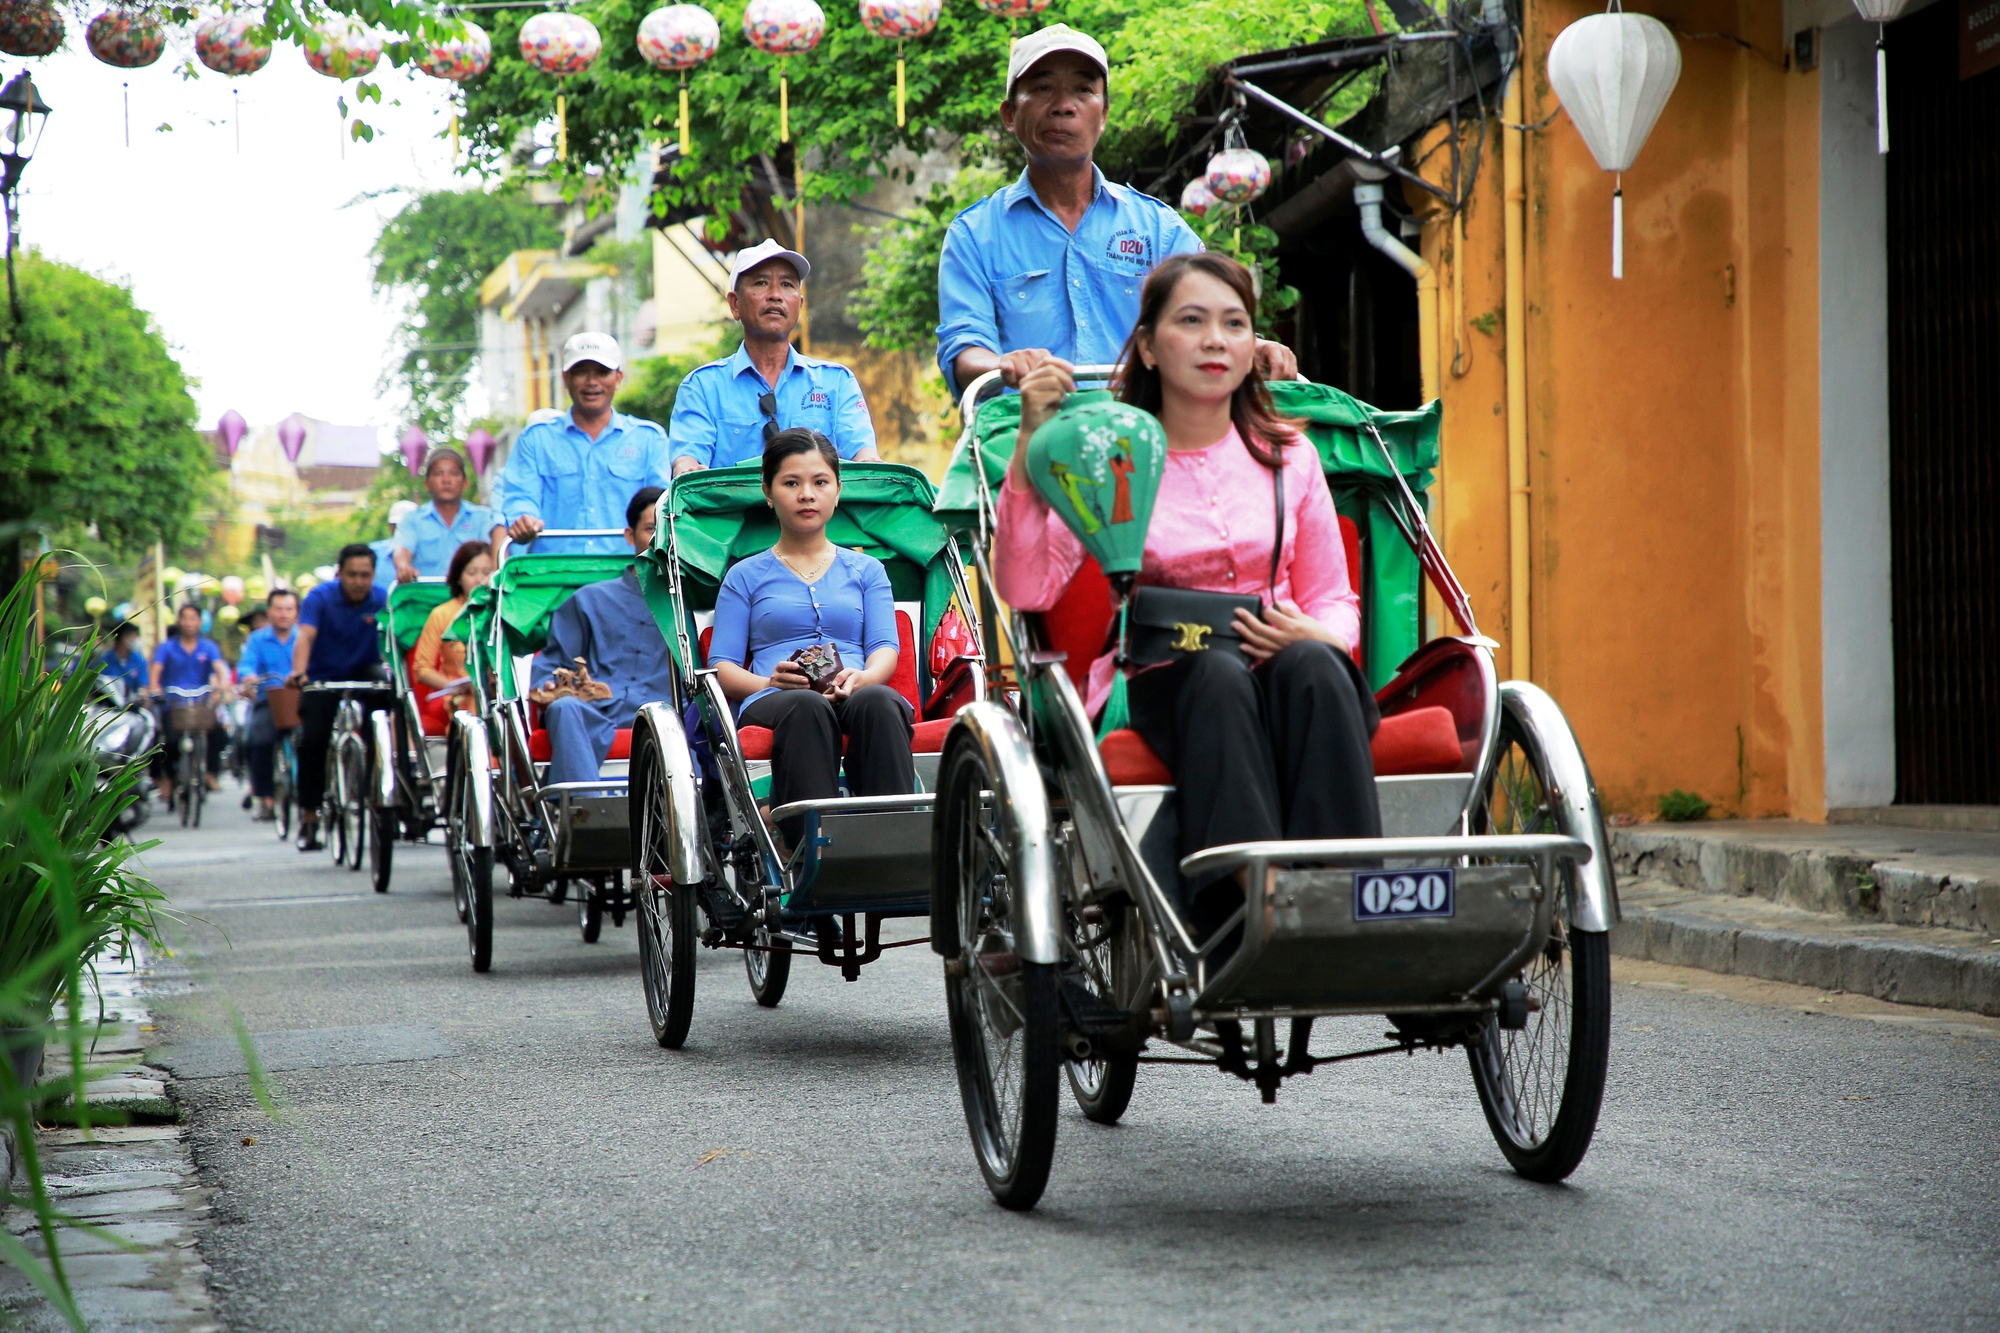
left=458, top=839, right=493, bottom=972
left=938, top=738, right=1059, bottom=1210
left=1063, top=895, right=1142, bottom=1126
left=369, top=806, right=395, bottom=892
left=178, top=741, right=196, bottom=827
left=744, top=923, right=791, bottom=1007
left=1466, top=714, right=1612, bottom=1183
left=275, top=744, right=294, bottom=840
left=635, top=750, right=695, bottom=1047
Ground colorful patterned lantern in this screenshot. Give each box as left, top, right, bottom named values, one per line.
left=973, top=0, right=1049, bottom=17
left=519, top=12, right=601, bottom=75
left=194, top=15, right=272, bottom=77
left=1026, top=390, right=1167, bottom=589
left=86, top=9, right=165, bottom=68
left=399, top=426, right=428, bottom=477
left=217, top=409, right=248, bottom=457
left=464, top=427, right=498, bottom=476
left=305, top=15, right=381, bottom=80
left=1179, top=176, right=1218, bottom=219
left=637, top=6, right=720, bottom=155
left=743, top=0, right=825, bottom=143
left=1204, top=146, right=1272, bottom=206
left=0, top=2, right=65, bottom=58
left=419, top=20, right=492, bottom=81
left=858, top=0, right=939, bottom=128
left=278, top=414, right=307, bottom=465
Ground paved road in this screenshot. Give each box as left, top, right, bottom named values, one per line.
left=144, top=793, right=2000, bottom=1332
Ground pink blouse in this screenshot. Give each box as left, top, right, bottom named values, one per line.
left=994, top=423, right=1360, bottom=716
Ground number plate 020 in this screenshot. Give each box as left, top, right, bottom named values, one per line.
left=1353, top=868, right=1455, bottom=921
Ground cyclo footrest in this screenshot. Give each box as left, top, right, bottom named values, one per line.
left=1057, top=966, right=1145, bottom=1055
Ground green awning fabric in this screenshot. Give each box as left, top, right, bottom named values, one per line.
left=384, top=580, right=456, bottom=652
left=455, top=554, right=635, bottom=700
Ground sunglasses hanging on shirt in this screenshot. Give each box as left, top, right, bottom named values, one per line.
left=759, top=392, right=780, bottom=443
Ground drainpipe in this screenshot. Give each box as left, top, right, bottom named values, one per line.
left=1501, top=68, right=1530, bottom=682
left=1353, top=181, right=1440, bottom=406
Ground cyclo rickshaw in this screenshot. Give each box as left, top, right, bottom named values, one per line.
left=363, top=576, right=456, bottom=893
left=927, top=369, right=1618, bottom=1208
left=443, top=532, right=645, bottom=972
left=623, top=464, right=984, bottom=1049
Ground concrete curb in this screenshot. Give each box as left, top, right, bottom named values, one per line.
left=1611, top=890, right=2000, bottom=1017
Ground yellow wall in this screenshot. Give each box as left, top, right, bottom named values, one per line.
left=1427, top=0, right=1825, bottom=819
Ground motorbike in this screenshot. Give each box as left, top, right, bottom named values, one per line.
left=89, top=673, right=158, bottom=840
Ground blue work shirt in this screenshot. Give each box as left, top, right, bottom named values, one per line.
left=709, top=548, right=897, bottom=717
left=237, top=625, right=298, bottom=701
left=669, top=343, right=877, bottom=470
left=369, top=539, right=399, bottom=594
left=298, top=581, right=386, bottom=681
left=935, top=166, right=1202, bottom=398
left=496, top=411, right=671, bottom=554
left=152, top=636, right=224, bottom=692
left=95, top=647, right=148, bottom=697
left=530, top=568, right=676, bottom=721
left=392, top=499, right=496, bottom=577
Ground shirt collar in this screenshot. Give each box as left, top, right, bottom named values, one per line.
left=728, top=340, right=802, bottom=385
left=1003, top=165, right=1109, bottom=220
left=564, top=410, right=629, bottom=442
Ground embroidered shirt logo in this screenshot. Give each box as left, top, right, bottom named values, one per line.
left=802, top=389, right=833, bottom=410
left=1105, top=230, right=1152, bottom=269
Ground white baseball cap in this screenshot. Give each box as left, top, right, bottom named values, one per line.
left=728, top=236, right=810, bottom=288
left=560, top=331, right=624, bottom=373
left=1006, top=24, right=1108, bottom=97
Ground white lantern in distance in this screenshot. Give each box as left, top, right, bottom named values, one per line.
left=1546, top=6, right=1681, bottom=280
left=1849, top=0, right=1910, bottom=154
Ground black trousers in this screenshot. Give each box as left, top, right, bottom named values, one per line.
left=1126, top=640, right=1381, bottom=919
left=739, top=685, right=915, bottom=818
left=295, top=680, right=392, bottom=813
left=244, top=700, right=292, bottom=799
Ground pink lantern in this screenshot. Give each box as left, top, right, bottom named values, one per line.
left=464, top=427, right=497, bottom=476
left=305, top=16, right=381, bottom=80
left=220, top=576, right=245, bottom=606
left=278, top=414, right=307, bottom=465
left=399, top=426, right=429, bottom=477
left=86, top=9, right=165, bottom=68
left=418, top=20, right=491, bottom=81
left=743, top=0, right=825, bottom=55
left=1179, top=176, right=1218, bottom=219
left=0, top=2, right=64, bottom=57
left=973, top=0, right=1049, bottom=17
left=637, top=5, right=720, bottom=70
left=1205, top=146, right=1272, bottom=205
left=194, top=15, right=272, bottom=77
left=217, top=409, right=248, bottom=457
left=519, top=12, right=602, bottom=75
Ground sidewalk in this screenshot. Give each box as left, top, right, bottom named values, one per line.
left=1611, top=820, right=2000, bottom=1016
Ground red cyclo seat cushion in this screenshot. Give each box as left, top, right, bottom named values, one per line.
left=1369, top=705, right=1463, bottom=776
left=1099, top=729, right=1172, bottom=785
left=527, top=728, right=633, bottom=763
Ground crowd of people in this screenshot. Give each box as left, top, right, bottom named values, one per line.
left=105, top=23, right=1382, bottom=920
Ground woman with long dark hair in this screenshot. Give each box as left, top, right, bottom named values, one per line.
left=409, top=540, right=495, bottom=733
left=992, top=251, right=1380, bottom=934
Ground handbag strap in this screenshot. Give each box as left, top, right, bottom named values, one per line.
left=1267, top=453, right=1285, bottom=605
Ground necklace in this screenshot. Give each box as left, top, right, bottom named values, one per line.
left=775, top=545, right=834, bottom=581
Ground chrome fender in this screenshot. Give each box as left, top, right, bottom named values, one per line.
left=941, top=703, right=1059, bottom=966
left=451, top=710, right=494, bottom=849
left=369, top=709, right=399, bottom=808
left=1497, top=681, right=1620, bottom=931
left=633, top=702, right=704, bottom=886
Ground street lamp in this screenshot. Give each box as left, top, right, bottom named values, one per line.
left=0, top=69, right=53, bottom=330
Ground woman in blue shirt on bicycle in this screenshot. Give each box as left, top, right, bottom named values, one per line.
left=148, top=602, right=230, bottom=808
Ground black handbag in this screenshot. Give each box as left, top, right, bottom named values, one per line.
left=1120, top=459, right=1285, bottom=670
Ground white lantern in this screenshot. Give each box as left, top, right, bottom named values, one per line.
left=1849, top=0, right=1910, bottom=154
left=1546, top=7, right=1681, bottom=280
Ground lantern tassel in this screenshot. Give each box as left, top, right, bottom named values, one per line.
left=896, top=43, right=906, bottom=129
left=557, top=93, right=568, bottom=162
left=780, top=62, right=789, bottom=144
left=449, top=111, right=459, bottom=162
left=1875, top=27, right=1889, bottom=155
left=123, top=82, right=129, bottom=149
left=1611, top=178, right=1624, bottom=281
left=679, top=73, right=690, bottom=157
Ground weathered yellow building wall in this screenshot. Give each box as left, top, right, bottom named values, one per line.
left=1426, top=0, right=1826, bottom=819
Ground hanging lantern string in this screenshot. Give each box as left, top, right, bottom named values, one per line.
left=679, top=71, right=690, bottom=156
left=557, top=90, right=568, bottom=160
left=896, top=38, right=906, bottom=129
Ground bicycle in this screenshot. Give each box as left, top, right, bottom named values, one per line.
left=305, top=681, right=390, bottom=871
left=267, top=687, right=301, bottom=840
left=162, top=685, right=217, bottom=829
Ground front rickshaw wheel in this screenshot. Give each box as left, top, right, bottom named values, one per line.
left=369, top=807, right=395, bottom=892
left=1063, top=893, right=1142, bottom=1125
left=635, top=747, right=696, bottom=1048
left=1467, top=715, right=1612, bottom=1183
left=937, top=738, right=1059, bottom=1210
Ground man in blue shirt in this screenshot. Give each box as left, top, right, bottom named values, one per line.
left=935, top=25, right=1297, bottom=400
left=286, top=545, right=391, bottom=850
left=530, top=487, right=677, bottom=787
left=95, top=622, right=148, bottom=700
left=669, top=238, right=883, bottom=475
left=492, top=333, right=672, bottom=556
left=392, top=448, right=494, bottom=581
left=237, top=587, right=300, bottom=822
left=369, top=500, right=417, bottom=595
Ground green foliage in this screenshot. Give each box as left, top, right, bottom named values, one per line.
left=370, top=186, right=562, bottom=433
left=850, top=166, right=1008, bottom=353
left=615, top=342, right=725, bottom=426
left=0, top=252, right=218, bottom=557
left=348, top=453, right=430, bottom=541
left=1184, top=212, right=1298, bottom=335
left=1656, top=789, right=1712, bottom=823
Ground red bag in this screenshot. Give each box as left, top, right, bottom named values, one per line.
left=929, top=606, right=978, bottom=679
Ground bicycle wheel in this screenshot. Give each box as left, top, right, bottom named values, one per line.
left=937, top=737, right=1059, bottom=1211
left=458, top=837, right=493, bottom=973
left=342, top=741, right=368, bottom=873
left=1062, top=895, right=1142, bottom=1126
left=178, top=740, right=196, bottom=827
left=634, top=749, right=695, bottom=1048
left=275, top=742, right=294, bottom=840
left=578, top=884, right=603, bottom=943
left=745, top=923, right=791, bottom=1007
left=369, top=806, right=395, bottom=893
left=1466, top=712, right=1612, bottom=1183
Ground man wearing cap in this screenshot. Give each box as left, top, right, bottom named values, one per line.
left=936, top=25, right=1297, bottom=398
left=492, top=332, right=672, bottom=555
left=668, top=238, right=882, bottom=476
left=391, top=448, right=495, bottom=582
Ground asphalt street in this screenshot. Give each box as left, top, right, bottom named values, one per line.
left=142, top=790, right=2000, bottom=1332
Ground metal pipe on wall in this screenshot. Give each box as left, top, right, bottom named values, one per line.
left=1353, top=182, right=1440, bottom=405
left=1502, top=68, right=1531, bottom=683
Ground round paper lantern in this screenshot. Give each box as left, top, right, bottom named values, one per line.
left=742, top=0, right=825, bottom=56
left=161, top=566, right=185, bottom=588
left=1204, top=147, right=1271, bottom=206
left=217, top=408, right=248, bottom=457
left=637, top=5, right=720, bottom=70
left=221, top=576, right=245, bottom=605
left=418, top=20, right=491, bottom=81
left=306, top=16, right=381, bottom=80
left=859, top=0, right=939, bottom=40
left=519, top=12, right=601, bottom=76
left=1547, top=11, right=1681, bottom=277
left=1179, top=176, right=1218, bottom=219
left=85, top=596, right=109, bottom=618
left=465, top=427, right=498, bottom=475
left=216, top=604, right=240, bottom=627
left=194, top=15, right=272, bottom=76
left=294, top=573, right=318, bottom=593
left=0, top=2, right=65, bottom=57
left=974, top=0, right=1049, bottom=17
left=86, top=9, right=164, bottom=68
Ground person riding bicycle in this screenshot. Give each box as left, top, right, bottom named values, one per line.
left=238, top=588, right=300, bottom=823
left=95, top=621, right=147, bottom=701
left=992, top=251, right=1377, bottom=942
left=286, top=544, right=389, bottom=851
left=148, top=602, right=231, bottom=808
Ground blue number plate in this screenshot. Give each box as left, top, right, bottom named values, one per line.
left=1353, top=868, right=1455, bottom=921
